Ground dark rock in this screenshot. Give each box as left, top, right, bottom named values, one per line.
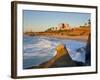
left=76, top=47, right=86, bottom=53
left=85, top=34, right=91, bottom=65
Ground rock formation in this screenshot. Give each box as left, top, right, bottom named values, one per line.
left=38, top=44, right=84, bottom=68
left=85, top=34, right=91, bottom=65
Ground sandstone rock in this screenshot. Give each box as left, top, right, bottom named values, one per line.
left=39, top=44, right=79, bottom=68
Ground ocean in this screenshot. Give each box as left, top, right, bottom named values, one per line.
left=23, top=35, right=87, bottom=69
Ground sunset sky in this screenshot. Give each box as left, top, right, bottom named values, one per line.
left=23, top=10, right=90, bottom=32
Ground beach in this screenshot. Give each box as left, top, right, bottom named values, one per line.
left=35, top=35, right=88, bottom=42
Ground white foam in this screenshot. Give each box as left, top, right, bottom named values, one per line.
left=23, top=36, right=86, bottom=66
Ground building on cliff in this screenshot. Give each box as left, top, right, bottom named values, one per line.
left=45, top=23, right=71, bottom=32
left=58, top=23, right=71, bottom=30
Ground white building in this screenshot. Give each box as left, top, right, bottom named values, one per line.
left=58, top=23, right=71, bottom=30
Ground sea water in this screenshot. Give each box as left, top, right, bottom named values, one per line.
left=23, top=35, right=87, bottom=69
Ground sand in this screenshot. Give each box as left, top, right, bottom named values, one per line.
left=36, top=34, right=88, bottom=42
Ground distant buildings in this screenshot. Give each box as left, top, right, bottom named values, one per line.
left=46, top=23, right=71, bottom=31
left=45, top=19, right=91, bottom=32
left=58, top=23, right=71, bottom=30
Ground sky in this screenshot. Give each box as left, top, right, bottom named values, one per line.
left=23, top=10, right=90, bottom=32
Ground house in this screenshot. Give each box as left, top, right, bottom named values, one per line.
left=58, top=23, right=71, bottom=30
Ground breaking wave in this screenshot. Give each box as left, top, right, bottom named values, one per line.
left=23, top=35, right=86, bottom=69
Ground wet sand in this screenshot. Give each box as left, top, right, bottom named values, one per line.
left=36, top=35, right=88, bottom=42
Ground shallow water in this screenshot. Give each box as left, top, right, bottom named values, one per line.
left=23, top=35, right=87, bottom=69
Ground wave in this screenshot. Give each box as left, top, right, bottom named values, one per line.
left=23, top=36, right=86, bottom=68
left=23, top=36, right=59, bottom=60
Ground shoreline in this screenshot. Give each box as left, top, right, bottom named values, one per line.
left=43, top=35, right=88, bottom=42
left=23, top=34, right=89, bottom=69
left=26, top=34, right=88, bottom=42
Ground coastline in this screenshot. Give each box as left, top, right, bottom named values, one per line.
left=26, top=34, right=88, bottom=42
left=25, top=44, right=86, bottom=69
left=23, top=34, right=89, bottom=69
left=24, top=26, right=90, bottom=42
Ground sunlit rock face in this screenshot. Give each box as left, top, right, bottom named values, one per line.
left=50, top=44, right=76, bottom=67
left=85, top=34, right=91, bottom=65
left=39, top=44, right=84, bottom=68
